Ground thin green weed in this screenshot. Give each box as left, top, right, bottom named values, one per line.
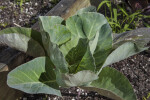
left=98, top=0, right=150, bottom=33
left=143, top=92, right=150, bottom=100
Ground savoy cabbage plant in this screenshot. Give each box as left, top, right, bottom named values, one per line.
left=0, top=6, right=150, bottom=100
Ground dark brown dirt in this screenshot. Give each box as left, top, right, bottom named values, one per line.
left=112, top=51, right=150, bottom=100
left=0, top=0, right=58, bottom=30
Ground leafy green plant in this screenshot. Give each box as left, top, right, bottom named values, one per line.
left=0, top=23, right=8, bottom=28
left=0, top=6, right=150, bottom=100
left=15, top=0, right=30, bottom=6
left=97, top=0, right=150, bottom=33
left=0, top=6, right=7, bottom=10
left=15, top=0, right=30, bottom=12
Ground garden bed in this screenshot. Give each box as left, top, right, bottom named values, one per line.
left=0, top=0, right=150, bottom=100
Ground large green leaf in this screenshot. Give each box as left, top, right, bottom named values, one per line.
left=65, top=39, right=89, bottom=73
left=49, top=24, right=71, bottom=45
left=93, top=23, right=112, bottom=69
left=76, top=6, right=96, bottom=14
left=39, top=16, right=71, bottom=45
left=66, top=14, right=86, bottom=38
left=64, top=38, right=96, bottom=73
left=39, top=16, right=63, bottom=30
left=7, top=57, right=61, bottom=96
left=39, top=17, right=69, bottom=73
left=75, top=46, right=96, bottom=73
left=48, top=43, right=69, bottom=73
left=66, top=12, right=108, bottom=40
left=82, top=67, right=136, bottom=100
left=59, top=37, right=79, bottom=57
left=60, top=12, right=110, bottom=73
left=60, top=12, right=108, bottom=56
left=101, top=42, right=148, bottom=71
left=0, top=27, right=45, bottom=57
left=56, top=70, right=98, bottom=87
left=78, top=12, right=108, bottom=40
left=113, top=28, right=150, bottom=48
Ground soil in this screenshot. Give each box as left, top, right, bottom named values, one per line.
left=112, top=51, right=150, bottom=100
left=0, top=0, right=58, bottom=30
left=0, top=0, right=150, bottom=100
